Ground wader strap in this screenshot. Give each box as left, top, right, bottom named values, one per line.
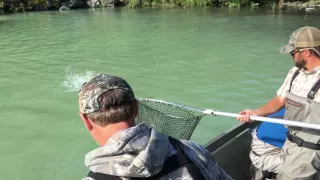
left=307, top=77, right=320, bottom=100
left=262, top=171, right=277, bottom=179
left=165, top=137, right=205, bottom=180
left=289, top=69, right=300, bottom=92
left=87, top=171, right=121, bottom=180
left=87, top=137, right=205, bottom=180
left=287, top=132, right=320, bottom=150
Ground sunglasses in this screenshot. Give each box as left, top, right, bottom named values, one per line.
left=290, top=48, right=303, bottom=56
left=290, top=47, right=320, bottom=56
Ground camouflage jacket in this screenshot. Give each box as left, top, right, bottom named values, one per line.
left=82, top=123, right=233, bottom=180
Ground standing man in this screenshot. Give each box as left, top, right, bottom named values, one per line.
left=237, top=26, right=320, bottom=179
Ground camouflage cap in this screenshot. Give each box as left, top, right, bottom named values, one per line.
left=78, top=74, right=135, bottom=114
left=280, top=26, right=320, bottom=54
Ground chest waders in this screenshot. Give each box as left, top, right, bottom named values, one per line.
left=261, top=69, right=320, bottom=180
left=285, top=69, right=320, bottom=149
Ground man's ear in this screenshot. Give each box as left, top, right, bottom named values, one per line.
left=306, top=49, right=313, bottom=57
left=79, top=112, right=93, bottom=131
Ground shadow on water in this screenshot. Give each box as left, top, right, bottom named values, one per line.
left=0, top=18, right=16, bottom=25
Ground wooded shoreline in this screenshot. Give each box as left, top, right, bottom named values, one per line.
left=0, top=0, right=319, bottom=14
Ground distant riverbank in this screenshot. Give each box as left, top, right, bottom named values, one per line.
left=0, top=0, right=319, bottom=13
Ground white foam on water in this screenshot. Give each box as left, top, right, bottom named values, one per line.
left=61, top=68, right=95, bottom=92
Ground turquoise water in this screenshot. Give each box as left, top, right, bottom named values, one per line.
left=0, top=7, right=319, bottom=179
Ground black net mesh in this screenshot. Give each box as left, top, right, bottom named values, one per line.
left=136, top=99, right=204, bottom=140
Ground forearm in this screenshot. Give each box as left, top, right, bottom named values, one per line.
left=255, top=96, right=285, bottom=117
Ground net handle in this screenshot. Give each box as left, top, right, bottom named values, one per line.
left=138, top=98, right=320, bottom=131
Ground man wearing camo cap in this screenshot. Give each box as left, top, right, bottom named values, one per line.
left=237, top=26, right=320, bottom=179
left=78, top=74, right=233, bottom=180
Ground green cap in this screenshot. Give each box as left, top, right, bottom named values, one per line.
left=78, top=74, right=135, bottom=114
left=280, top=26, right=320, bottom=53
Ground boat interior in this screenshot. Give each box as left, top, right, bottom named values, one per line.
left=206, top=110, right=285, bottom=180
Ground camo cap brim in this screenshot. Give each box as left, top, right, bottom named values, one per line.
left=280, top=26, right=320, bottom=54
left=280, top=43, right=295, bottom=54
left=79, top=74, right=135, bottom=114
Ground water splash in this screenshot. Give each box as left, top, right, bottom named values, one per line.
left=61, top=68, right=95, bottom=92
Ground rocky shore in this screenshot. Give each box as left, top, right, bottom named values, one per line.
left=281, top=1, right=320, bottom=12
left=1, top=0, right=320, bottom=13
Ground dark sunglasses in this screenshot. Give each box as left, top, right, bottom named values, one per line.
left=290, top=48, right=318, bottom=56
left=290, top=48, right=301, bottom=56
